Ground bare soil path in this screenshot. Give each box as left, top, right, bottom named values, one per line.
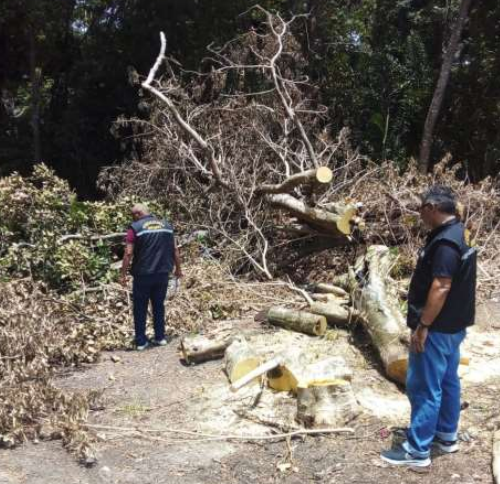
left=1, top=302, right=499, bottom=484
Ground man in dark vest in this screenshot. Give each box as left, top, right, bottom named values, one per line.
left=381, top=185, right=476, bottom=467
left=120, top=203, right=182, bottom=350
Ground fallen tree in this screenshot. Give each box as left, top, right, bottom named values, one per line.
left=347, top=245, right=409, bottom=384
left=103, top=9, right=365, bottom=279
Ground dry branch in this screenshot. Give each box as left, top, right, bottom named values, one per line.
left=85, top=423, right=354, bottom=442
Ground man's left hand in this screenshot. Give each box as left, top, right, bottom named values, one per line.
left=410, top=325, right=429, bottom=353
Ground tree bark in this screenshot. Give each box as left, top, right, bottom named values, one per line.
left=348, top=245, right=409, bottom=384
left=309, top=301, right=356, bottom=326
left=179, top=333, right=233, bottom=364
left=259, top=167, right=333, bottom=195
left=28, top=29, right=42, bottom=162
left=267, top=194, right=357, bottom=236
left=296, top=382, right=359, bottom=428
left=310, top=283, right=349, bottom=298
left=267, top=307, right=327, bottom=336
left=418, top=0, right=474, bottom=173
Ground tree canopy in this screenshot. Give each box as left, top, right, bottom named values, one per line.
left=0, top=0, right=498, bottom=196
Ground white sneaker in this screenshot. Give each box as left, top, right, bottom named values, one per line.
left=136, top=341, right=150, bottom=351
left=152, top=338, right=168, bottom=346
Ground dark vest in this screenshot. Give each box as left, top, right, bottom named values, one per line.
left=130, top=215, right=175, bottom=276
left=407, top=219, right=476, bottom=333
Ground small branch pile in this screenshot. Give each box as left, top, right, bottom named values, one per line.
left=0, top=280, right=132, bottom=462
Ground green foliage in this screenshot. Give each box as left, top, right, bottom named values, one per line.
left=0, top=164, right=165, bottom=290
left=0, top=0, right=499, bottom=187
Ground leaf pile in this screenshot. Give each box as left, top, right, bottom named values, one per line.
left=0, top=164, right=163, bottom=290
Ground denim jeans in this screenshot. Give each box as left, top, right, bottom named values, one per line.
left=403, top=329, right=466, bottom=458
left=132, top=273, right=169, bottom=346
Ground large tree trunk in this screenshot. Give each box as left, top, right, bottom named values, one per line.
left=28, top=29, right=42, bottom=162
left=296, top=382, right=359, bottom=428
left=348, top=245, right=409, bottom=384
left=267, top=307, right=327, bottom=336
left=418, top=0, right=474, bottom=173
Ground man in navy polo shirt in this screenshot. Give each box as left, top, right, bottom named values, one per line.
left=381, top=186, right=476, bottom=467
left=120, top=203, right=182, bottom=350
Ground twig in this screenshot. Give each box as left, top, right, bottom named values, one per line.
left=85, top=423, right=353, bottom=442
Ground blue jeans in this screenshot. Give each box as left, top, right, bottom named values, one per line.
left=132, top=273, right=169, bottom=346
left=403, top=329, right=466, bottom=458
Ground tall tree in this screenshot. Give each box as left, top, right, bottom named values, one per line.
left=418, top=0, right=474, bottom=173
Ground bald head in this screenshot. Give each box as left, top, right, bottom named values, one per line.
left=131, top=203, right=150, bottom=220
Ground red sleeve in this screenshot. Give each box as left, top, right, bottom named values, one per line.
left=125, top=228, right=136, bottom=244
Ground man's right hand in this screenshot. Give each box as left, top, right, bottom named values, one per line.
left=120, top=274, right=128, bottom=287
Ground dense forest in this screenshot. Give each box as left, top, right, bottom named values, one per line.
left=1, top=0, right=499, bottom=198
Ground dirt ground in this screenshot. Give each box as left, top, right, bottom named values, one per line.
left=1, top=301, right=499, bottom=484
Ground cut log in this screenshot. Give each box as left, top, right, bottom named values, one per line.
left=267, top=194, right=358, bottom=236
left=259, top=167, right=333, bottom=195
left=348, top=245, right=409, bottom=384
left=309, top=301, right=356, bottom=326
left=493, top=430, right=500, bottom=484
left=268, top=355, right=352, bottom=392
left=267, top=307, right=327, bottom=336
left=180, top=333, right=233, bottom=364
left=311, top=283, right=348, bottom=298
left=311, top=293, right=337, bottom=303
left=331, top=274, right=350, bottom=291
left=310, top=293, right=350, bottom=306
left=224, top=337, right=261, bottom=384
left=296, top=382, right=360, bottom=428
